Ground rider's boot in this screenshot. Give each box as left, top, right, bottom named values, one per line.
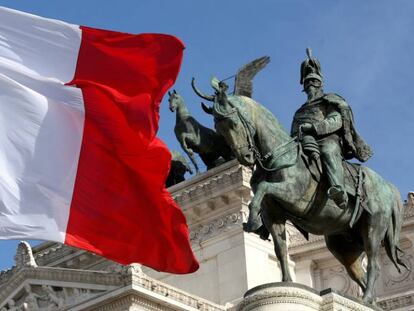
left=328, top=185, right=348, bottom=209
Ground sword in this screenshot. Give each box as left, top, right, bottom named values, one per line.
left=349, top=165, right=363, bottom=228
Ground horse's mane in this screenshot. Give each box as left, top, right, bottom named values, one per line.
left=229, top=95, right=290, bottom=139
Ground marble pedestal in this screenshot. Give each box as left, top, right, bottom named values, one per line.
left=237, top=283, right=381, bottom=311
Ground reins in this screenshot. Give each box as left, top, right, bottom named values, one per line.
left=216, top=103, right=298, bottom=172
left=250, top=137, right=298, bottom=172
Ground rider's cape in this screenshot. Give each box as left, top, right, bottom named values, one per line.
left=323, top=93, right=373, bottom=162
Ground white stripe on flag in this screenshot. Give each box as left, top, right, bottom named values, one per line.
left=0, top=7, right=84, bottom=242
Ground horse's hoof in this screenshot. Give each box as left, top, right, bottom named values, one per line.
left=243, top=220, right=261, bottom=233
left=242, top=222, right=252, bottom=232
left=362, top=295, right=375, bottom=306
left=258, top=226, right=270, bottom=240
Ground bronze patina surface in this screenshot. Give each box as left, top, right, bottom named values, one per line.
left=194, top=53, right=407, bottom=305
left=168, top=90, right=233, bottom=174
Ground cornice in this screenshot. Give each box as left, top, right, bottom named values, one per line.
left=171, top=161, right=251, bottom=210
left=129, top=268, right=225, bottom=311
left=75, top=266, right=226, bottom=311
left=168, top=160, right=249, bottom=194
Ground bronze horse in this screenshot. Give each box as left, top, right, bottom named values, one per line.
left=168, top=90, right=233, bottom=174
left=193, top=80, right=407, bottom=304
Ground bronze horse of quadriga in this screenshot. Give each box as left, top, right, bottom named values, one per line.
left=204, top=93, right=406, bottom=304
left=168, top=90, right=233, bottom=174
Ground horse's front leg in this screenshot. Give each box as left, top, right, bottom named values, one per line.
left=245, top=179, right=293, bottom=281
left=262, top=215, right=293, bottom=282
left=243, top=180, right=268, bottom=232
left=244, top=180, right=285, bottom=232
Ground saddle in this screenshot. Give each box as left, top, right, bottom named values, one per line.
left=299, top=141, right=368, bottom=228
left=253, top=139, right=367, bottom=241
left=261, top=138, right=364, bottom=204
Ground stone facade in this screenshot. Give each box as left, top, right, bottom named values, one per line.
left=0, top=160, right=413, bottom=310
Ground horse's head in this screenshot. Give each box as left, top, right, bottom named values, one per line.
left=212, top=98, right=256, bottom=167
left=168, top=90, right=183, bottom=112
left=192, top=77, right=256, bottom=166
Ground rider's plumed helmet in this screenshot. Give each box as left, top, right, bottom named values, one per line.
left=300, top=48, right=323, bottom=86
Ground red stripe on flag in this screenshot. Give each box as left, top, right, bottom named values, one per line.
left=65, top=27, right=198, bottom=273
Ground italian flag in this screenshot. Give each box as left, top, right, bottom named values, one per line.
left=0, top=6, right=198, bottom=274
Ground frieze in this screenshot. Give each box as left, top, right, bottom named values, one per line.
left=34, top=243, right=68, bottom=262
left=189, top=211, right=246, bottom=244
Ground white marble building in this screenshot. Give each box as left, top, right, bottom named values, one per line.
left=0, top=160, right=413, bottom=310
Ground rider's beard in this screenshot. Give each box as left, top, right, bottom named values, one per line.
left=306, top=87, right=322, bottom=101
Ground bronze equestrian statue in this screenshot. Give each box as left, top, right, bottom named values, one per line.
left=168, top=90, right=233, bottom=174
left=193, top=54, right=407, bottom=305
left=291, top=48, right=373, bottom=212
left=166, top=151, right=193, bottom=187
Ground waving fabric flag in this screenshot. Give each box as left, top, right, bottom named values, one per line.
left=0, top=7, right=199, bottom=274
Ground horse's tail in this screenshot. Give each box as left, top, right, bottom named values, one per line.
left=384, top=187, right=409, bottom=273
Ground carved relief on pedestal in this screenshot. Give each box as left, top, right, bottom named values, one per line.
left=307, top=250, right=369, bottom=299
left=381, top=250, right=413, bottom=292
left=318, top=265, right=360, bottom=297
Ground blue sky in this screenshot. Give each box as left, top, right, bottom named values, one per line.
left=0, top=0, right=413, bottom=270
